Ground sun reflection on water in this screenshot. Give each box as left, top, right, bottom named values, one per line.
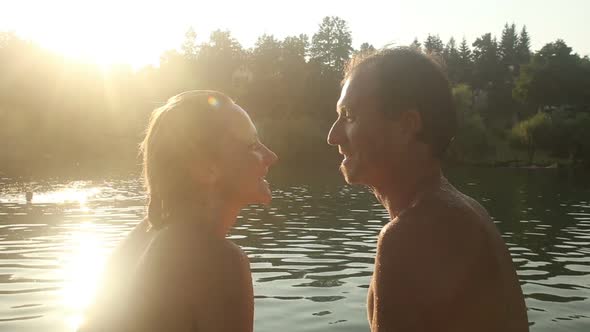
left=60, top=222, right=109, bottom=331
left=33, top=183, right=101, bottom=208
left=42, top=184, right=109, bottom=331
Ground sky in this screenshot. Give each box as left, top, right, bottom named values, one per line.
left=1, top=0, right=588, bottom=68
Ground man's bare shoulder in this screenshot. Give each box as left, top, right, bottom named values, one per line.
left=382, top=187, right=488, bottom=244
left=376, top=182, right=495, bottom=292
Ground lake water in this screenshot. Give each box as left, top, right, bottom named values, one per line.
left=0, top=167, right=589, bottom=331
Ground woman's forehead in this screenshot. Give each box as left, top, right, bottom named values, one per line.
left=225, top=104, right=257, bottom=142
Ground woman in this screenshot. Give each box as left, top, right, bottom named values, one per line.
left=80, top=91, right=278, bottom=332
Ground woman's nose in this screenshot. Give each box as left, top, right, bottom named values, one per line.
left=263, top=145, right=278, bottom=166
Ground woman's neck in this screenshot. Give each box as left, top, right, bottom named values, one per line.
left=168, top=197, right=242, bottom=240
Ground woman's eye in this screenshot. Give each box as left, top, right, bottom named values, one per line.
left=249, top=141, right=260, bottom=150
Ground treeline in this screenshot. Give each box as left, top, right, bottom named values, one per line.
left=1, top=17, right=589, bottom=175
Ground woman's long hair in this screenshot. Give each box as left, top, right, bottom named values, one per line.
left=140, top=90, right=233, bottom=230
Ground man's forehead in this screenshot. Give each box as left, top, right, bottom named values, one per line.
left=337, top=79, right=352, bottom=108
left=339, top=73, right=379, bottom=108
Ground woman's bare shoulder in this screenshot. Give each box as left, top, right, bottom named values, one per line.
left=139, top=222, right=249, bottom=280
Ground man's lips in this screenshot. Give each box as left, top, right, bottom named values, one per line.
left=338, top=147, right=351, bottom=157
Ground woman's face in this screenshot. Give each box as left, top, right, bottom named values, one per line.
left=214, top=103, right=278, bottom=206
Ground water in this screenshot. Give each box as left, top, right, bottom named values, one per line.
left=0, top=167, right=589, bottom=331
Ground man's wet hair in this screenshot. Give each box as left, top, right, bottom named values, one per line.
left=344, top=47, right=457, bottom=158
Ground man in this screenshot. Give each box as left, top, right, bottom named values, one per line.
left=327, top=48, right=529, bottom=332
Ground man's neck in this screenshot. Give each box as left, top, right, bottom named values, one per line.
left=372, top=161, right=442, bottom=220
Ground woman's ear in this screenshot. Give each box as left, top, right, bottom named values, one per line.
left=189, top=162, right=220, bottom=185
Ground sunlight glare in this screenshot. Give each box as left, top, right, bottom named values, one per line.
left=32, top=182, right=100, bottom=210
left=14, top=0, right=172, bottom=69
left=60, top=222, right=109, bottom=331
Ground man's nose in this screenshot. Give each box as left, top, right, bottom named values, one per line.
left=327, top=120, right=344, bottom=146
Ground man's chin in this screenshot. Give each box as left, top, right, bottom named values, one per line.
left=340, top=164, right=361, bottom=184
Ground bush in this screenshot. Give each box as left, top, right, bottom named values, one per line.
left=509, top=112, right=553, bottom=165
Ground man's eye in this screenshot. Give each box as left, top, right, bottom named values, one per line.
left=343, top=111, right=355, bottom=122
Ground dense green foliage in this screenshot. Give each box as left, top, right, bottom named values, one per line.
left=1, top=18, right=589, bottom=175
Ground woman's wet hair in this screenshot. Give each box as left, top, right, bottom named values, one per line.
left=140, top=90, right=233, bottom=230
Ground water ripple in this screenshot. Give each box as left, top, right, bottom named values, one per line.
left=0, top=171, right=589, bottom=331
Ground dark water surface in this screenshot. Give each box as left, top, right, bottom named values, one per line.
left=0, top=167, right=588, bottom=331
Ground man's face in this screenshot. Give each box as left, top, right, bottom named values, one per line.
left=327, top=72, right=406, bottom=186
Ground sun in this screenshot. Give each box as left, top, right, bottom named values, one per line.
left=10, top=0, right=168, bottom=70
left=39, top=17, right=142, bottom=69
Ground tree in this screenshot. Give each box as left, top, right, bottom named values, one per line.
left=472, top=33, right=501, bottom=90
left=549, top=111, right=590, bottom=163
left=459, top=38, right=471, bottom=62
left=424, top=34, right=444, bottom=55
left=444, top=37, right=461, bottom=83
left=282, top=34, right=309, bottom=60
left=2, top=22, right=590, bottom=173
left=357, top=42, right=376, bottom=55
left=158, top=49, right=196, bottom=95
left=181, top=27, right=198, bottom=59
left=251, top=34, right=282, bottom=80
left=310, top=16, right=353, bottom=74
left=448, top=84, right=492, bottom=161
left=499, top=23, right=518, bottom=71
left=280, top=34, right=310, bottom=97
left=514, top=40, right=590, bottom=111
left=509, top=112, right=553, bottom=165
left=247, top=34, right=288, bottom=118
left=280, top=34, right=310, bottom=96
left=473, top=32, right=520, bottom=124
left=516, top=26, right=531, bottom=65
left=410, top=37, right=422, bottom=52
left=279, top=34, right=311, bottom=112
left=457, top=38, right=473, bottom=84
left=196, top=30, right=244, bottom=93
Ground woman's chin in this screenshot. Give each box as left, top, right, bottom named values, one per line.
left=252, top=191, right=272, bottom=206
left=239, top=179, right=273, bottom=206
left=243, top=197, right=270, bottom=207
left=251, top=188, right=273, bottom=206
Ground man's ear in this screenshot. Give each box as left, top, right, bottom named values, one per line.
left=397, top=109, right=423, bottom=141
